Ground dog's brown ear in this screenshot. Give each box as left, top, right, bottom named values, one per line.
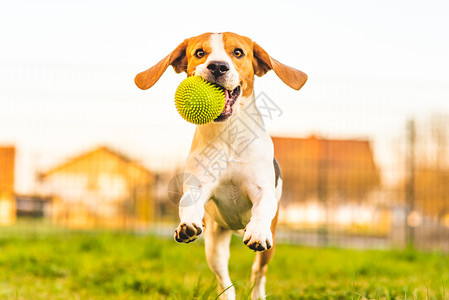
left=252, top=42, right=307, bottom=91
left=135, top=40, right=188, bottom=90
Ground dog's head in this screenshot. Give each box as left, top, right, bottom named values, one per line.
left=135, top=32, right=307, bottom=122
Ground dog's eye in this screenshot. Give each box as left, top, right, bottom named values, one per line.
left=195, top=49, right=205, bottom=58
left=233, top=48, right=244, bottom=58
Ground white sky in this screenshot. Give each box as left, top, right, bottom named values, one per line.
left=1, top=0, right=449, bottom=192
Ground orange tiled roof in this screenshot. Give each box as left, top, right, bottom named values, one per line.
left=41, top=146, right=152, bottom=179
left=272, top=136, right=380, bottom=198
left=0, top=146, right=15, bottom=193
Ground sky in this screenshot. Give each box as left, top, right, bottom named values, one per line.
left=1, top=0, right=449, bottom=193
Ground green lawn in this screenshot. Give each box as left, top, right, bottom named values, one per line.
left=0, top=224, right=448, bottom=300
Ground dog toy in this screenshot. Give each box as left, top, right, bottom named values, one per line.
left=174, top=76, right=225, bottom=125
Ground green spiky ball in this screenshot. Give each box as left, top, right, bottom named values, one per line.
left=174, top=76, right=225, bottom=125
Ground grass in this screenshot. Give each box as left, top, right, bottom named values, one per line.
left=0, top=224, right=449, bottom=299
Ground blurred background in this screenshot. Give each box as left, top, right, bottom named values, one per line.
left=1, top=0, right=449, bottom=251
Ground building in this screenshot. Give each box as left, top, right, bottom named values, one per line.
left=39, top=146, right=154, bottom=229
left=272, top=136, right=386, bottom=232
left=0, top=146, right=16, bottom=225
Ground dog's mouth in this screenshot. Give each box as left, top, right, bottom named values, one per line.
left=214, top=86, right=241, bottom=122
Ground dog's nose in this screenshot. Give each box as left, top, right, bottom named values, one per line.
left=207, top=61, right=230, bottom=78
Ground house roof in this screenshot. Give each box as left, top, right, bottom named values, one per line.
left=41, top=146, right=153, bottom=179
left=0, top=146, right=15, bottom=193
left=272, top=135, right=380, bottom=198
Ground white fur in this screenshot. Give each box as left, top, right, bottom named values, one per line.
left=174, top=34, right=280, bottom=300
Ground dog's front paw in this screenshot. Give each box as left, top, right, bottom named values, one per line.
left=243, top=222, right=273, bottom=252
left=174, top=222, right=203, bottom=243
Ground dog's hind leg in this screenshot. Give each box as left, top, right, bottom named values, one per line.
left=250, top=208, right=279, bottom=300
left=204, top=213, right=235, bottom=300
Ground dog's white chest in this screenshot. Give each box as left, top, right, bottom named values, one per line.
left=205, top=180, right=253, bottom=230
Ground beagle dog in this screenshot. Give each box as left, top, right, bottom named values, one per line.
left=135, top=32, right=307, bottom=300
